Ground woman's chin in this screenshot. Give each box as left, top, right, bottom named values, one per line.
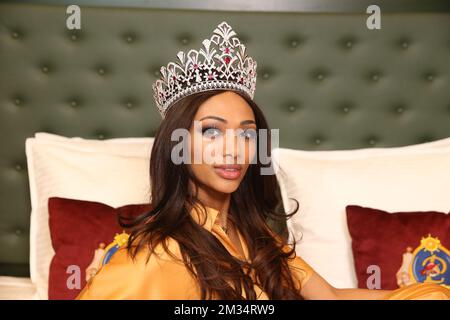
left=210, top=179, right=241, bottom=194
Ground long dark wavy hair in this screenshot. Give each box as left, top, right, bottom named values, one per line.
left=119, top=89, right=303, bottom=299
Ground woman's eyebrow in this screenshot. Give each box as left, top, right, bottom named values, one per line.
left=198, top=116, right=255, bottom=125
left=199, top=116, right=226, bottom=123
left=240, top=119, right=256, bottom=126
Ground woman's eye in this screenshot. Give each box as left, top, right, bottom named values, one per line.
left=202, top=127, right=221, bottom=139
left=240, top=129, right=257, bottom=140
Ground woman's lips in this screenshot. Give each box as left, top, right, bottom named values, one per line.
left=213, top=164, right=242, bottom=180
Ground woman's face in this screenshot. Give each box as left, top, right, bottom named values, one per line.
left=188, top=91, right=257, bottom=195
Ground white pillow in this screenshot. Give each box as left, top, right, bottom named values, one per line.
left=0, top=276, right=37, bottom=300
left=279, top=136, right=450, bottom=160
left=273, top=144, right=450, bottom=289
left=26, top=133, right=154, bottom=299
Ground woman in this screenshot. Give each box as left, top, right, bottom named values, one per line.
left=76, top=21, right=449, bottom=300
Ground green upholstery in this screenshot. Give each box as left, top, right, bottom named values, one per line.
left=0, top=1, right=449, bottom=277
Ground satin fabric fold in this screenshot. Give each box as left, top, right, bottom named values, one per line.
left=382, top=282, right=450, bottom=300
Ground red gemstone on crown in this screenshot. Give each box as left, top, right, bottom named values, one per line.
left=224, top=57, right=231, bottom=64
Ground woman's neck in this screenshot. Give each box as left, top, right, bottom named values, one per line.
left=194, top=186, right=231, bottom=230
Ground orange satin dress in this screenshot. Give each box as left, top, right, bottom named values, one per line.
left=382, top=283, right=450, bottom=300
left=76, top=205, right=314, bottom=300
left=76, top=204, right=450, bottom=300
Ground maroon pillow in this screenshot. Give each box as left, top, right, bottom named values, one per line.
left=346, top=205, right=450, bottom=290
left=48, top=197, right=152, bottom=300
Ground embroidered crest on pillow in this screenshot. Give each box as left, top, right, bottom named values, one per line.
left=396, top=235, right=450, bottom=289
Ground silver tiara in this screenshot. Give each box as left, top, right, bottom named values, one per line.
left=152, top=21, right=258, bottom=118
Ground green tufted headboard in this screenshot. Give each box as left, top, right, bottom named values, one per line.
left=0, top=0, right=449, bottom=277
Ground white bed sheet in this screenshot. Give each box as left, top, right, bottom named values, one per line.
left=0, top=276, right=38, bottom=300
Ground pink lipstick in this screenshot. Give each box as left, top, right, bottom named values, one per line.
left=213, top=164, right=242, bottom=180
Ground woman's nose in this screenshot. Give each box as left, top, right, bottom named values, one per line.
left=222, top=130, right=244, bottom=163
